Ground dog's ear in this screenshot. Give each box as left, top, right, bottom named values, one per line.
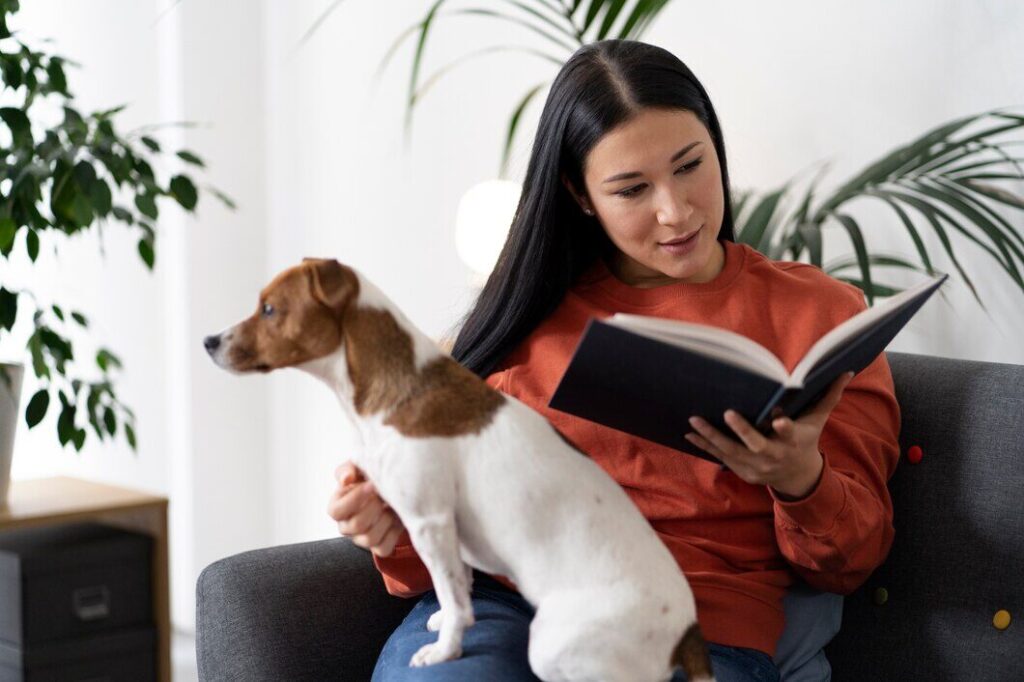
left=305, top=258, right=356, bottom=317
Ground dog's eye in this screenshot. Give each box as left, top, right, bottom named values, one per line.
left=261, top=303, right=274, bottom=318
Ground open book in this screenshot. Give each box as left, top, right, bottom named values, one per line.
left=548, top=273, right=948, bottom=466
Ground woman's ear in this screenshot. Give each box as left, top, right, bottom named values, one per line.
left=560, top=172, right=591, bottom=213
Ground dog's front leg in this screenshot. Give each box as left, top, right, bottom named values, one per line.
left=427, top=562, right=473, bottom=632
left=406, top=511, right=474, bottom=666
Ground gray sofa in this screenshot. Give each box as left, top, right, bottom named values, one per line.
left=196, top=352, right=1024, bottom=680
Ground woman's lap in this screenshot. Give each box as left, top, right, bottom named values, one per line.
left=372, top=572, right=779, bottom=682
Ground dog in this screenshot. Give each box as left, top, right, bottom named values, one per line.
left=204, top=257, right=715, bottom=682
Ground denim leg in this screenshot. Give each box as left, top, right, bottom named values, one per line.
left=670, top=642, right=781, bottom=682
left=372, top=573, right=542, bottom=682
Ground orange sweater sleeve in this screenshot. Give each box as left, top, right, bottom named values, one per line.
left=769, top=333, right=902, bottom=595
left=369, top=368, right=512, bottom=597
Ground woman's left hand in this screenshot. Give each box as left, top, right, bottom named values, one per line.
left=685, top=371, right=855, bottom=500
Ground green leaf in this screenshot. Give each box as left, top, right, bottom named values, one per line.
left=501, top=82, right=547, bottom=178
left=209, top=187, right=237, bottom=210
left=1, top=53, right=24, bottom=89
left=596, top=0, right=629, bottom=40
left=125, top=423, right=137, bottom=450
left=25, top=389, right=49, bottom=428
left=618, top=0, right=673, bottom=39
left=0, top=287, right=17, bottom=331
left=176, top=150, right=205, bottom=167
left=134, top=192, right=158, bottom=220
left=73, top=428, right=86, bottom=452
left=0, top=217, right=15, bottom=250
left=863, top=189, right=937, bottom=275
left=870, top=187, right=984, bottom=307
left=26, top=228, right=39, bottom=262
left=62, top=106, right=88, bottom=144
left=170, top=175, right=198, bottom=211
left=830, top=212, right=874, bottom=305
left=70, top=192, right=94, bottom=227
left=138, top=238, right=155, bottom=270
left=111, top=205, right=135, bottom=224
left=0, top=107, right=32, bottom=148
left=737, top=187, right=787, bottom=253
left=103, top=406, right=117, bottom=436
left=796, top=221, right=823, bottom=267
left=141, top=135, right=161, bottom=152
left=71, top=311, right=88, bottom=327
left=88, top=177, right=113, bottom=216
left=57, top=402, right=76, bottom=447
left=27, top=332, right=49, bottom=380
left=46, top=56, right=67, bottom=95
left=96, top=348, right=122, bottom=372
left=51, top=304, right=65, bottom=321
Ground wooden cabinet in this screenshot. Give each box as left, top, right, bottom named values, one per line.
left=0, top=477, right=170, bottom=682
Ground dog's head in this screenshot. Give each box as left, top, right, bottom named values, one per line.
left=204, top=258, right=358, bottom=374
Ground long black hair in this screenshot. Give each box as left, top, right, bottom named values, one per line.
left=450, top=39, right=737, bottom=378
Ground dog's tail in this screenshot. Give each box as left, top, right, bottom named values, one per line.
left=670, top=622, right=715, bottom=682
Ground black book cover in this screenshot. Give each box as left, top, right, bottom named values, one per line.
left=548, top=274, right=947, bottom=467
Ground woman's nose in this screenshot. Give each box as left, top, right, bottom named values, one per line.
left=655, top=186, right=693, bottom=226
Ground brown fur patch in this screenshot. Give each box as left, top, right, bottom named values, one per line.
left=343, top=306, right=504, bottom=436
left=670, top=623, right=713, bottom=680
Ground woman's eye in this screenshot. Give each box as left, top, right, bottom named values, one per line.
left=615, top=158, right=703, bottom=199
left=262, top=303, right=274, bottom=317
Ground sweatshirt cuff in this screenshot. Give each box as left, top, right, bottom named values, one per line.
left=770, top=452, right=848, bottom=536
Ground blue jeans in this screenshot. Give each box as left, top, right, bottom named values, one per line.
left=373, top=571, right=780, bottom=682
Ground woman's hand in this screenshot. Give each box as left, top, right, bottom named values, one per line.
left=684, top=371, right=855, bottom=500
left=327, top=461, right=406, bottom=557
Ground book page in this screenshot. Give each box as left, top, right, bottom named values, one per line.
left=605, top=314, right=790, bottom=383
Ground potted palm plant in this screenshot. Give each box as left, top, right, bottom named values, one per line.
left=0, top=0, right=232, bottom=502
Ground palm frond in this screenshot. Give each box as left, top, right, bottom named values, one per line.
left=501, top=82, right=550, bottom=178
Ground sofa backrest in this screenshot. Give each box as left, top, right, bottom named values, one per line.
left=825, top=351, right=1024, bottom=680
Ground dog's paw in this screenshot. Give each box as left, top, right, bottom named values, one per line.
left=410, top=641, right=461, bottom=667
left=426, top=609, right=443, bottom=632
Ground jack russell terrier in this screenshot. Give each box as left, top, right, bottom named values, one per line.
left=204, top=257, right=715, bottom=682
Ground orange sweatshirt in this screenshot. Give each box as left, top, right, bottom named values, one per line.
left=372, top=239, right=901, bottom=658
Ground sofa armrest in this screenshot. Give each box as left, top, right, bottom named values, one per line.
left=196, top=537, right=416, bottom=681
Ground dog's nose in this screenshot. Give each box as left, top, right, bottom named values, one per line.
left=203, top=335, right=221, bottom=353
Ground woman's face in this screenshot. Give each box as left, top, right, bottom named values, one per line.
left=565, top=107, right=726, bottom=287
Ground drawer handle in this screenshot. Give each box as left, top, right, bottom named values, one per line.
left=72, top=585, right=111, bottom=621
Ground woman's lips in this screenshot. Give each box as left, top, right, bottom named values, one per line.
left=659, top=225, right=702, bottom=254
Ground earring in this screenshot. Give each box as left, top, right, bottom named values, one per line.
left=584, top=208, right=594, bottom=216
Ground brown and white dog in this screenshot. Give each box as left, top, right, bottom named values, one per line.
left=204, top=258, right=714, bottom=682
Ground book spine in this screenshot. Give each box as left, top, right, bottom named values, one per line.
left=754, top=385, right=792, bottom=433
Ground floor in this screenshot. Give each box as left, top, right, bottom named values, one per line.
left=173, top=629, right=199, bottom=681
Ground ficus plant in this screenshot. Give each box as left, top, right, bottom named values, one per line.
left=0, top=0, right=233, bottom=452
left=307, top=0, right=1024, bottom=307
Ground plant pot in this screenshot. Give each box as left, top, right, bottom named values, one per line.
left=0, top=362, right=24, bottom=508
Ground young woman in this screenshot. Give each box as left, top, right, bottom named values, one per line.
left=327, top=39, right=900, bottom=682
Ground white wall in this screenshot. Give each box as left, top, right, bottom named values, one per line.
left=2, top=0, right=1022, bottom=634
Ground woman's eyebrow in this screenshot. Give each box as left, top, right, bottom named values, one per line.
left=602, top=141, right=703, bottom=184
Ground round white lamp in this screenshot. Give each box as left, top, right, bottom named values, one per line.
left=454, top=179, right=521, bottom=288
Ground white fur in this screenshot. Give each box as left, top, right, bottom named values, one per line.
left=225, top=268, right=713, bottom=682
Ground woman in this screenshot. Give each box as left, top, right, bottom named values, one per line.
left=328, top=39, right=900, bottom=682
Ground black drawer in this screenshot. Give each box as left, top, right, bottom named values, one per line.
left=0, top=523, right=152, bottom=646
left=0, top=626, right=155, bottom=682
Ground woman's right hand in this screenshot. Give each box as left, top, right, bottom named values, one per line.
left=328, top=461, right=407, bottom=557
